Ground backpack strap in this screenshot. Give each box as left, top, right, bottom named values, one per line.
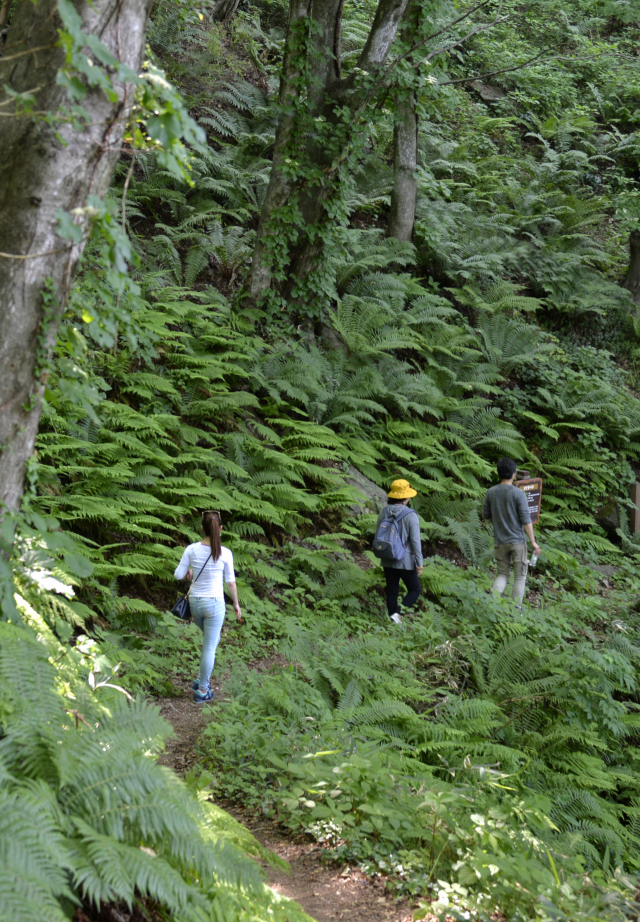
left=384, top=505, right=414, bottom=547
left=187, top=549, right=213, bottom=597
left=386, top=505, right=414, bottom=525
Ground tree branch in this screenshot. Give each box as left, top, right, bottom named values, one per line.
left=358, top=0, right=410, bottom=71
left=121, top=141, right=136, bottom=230
left=0, top=247, right=71, bottom=259
left=440, top=48, right=549, bottom=84
left=439, top=48, right=637, bottom=86
left=354, top=1, right=507, bottom=123
left=385, top=0, right=497, bottom=74
left=0, top=43, right=55, bottom=62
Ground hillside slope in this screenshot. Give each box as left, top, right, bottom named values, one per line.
left=9, top=0, right=640, bottom=920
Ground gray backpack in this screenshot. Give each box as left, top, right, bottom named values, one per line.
left=372, top=507, right=412, bottom=561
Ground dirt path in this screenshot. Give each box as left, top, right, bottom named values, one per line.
left=157, top=676, right=426, bottom=922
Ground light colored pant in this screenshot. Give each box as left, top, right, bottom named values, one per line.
left=492, top=542, right=528, bottom=603
left=190, top=596, right=225, bottom=692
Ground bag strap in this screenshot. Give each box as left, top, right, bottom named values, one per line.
left=187, top=549, right=213, bottom=597
left=385, top=505, right=413, bottom=524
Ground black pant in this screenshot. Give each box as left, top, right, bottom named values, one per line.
left=384, top=567, right=421, bottom=616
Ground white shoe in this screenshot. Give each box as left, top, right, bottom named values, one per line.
left=390, top=613, right=402, bottom=624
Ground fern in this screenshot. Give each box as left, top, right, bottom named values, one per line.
left=0, top=613, right=310, bottom=922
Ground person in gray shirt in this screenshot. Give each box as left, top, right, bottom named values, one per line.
left=482, top=458, right=540, bottom=604
left=375, top=479, right=424, bottom=624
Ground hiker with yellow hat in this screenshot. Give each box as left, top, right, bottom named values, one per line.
left=372, top=479, right=423, bottom=625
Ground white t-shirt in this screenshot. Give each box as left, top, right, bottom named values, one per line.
left=174, top=543, right=235, bottom=598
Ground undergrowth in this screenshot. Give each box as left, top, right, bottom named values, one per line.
left=7, top=0, right=640, bottom=920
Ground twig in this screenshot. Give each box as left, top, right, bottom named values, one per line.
left=68, top=708, right=91, bottom=729
left=94, top=679, right=133, bottom=699
left=440, top=48, right=637, bottom=86
left=355, top=1, right=507, bottom=125
left=0, top=246, right=71, bottom=260
left=0, top=110, right=51, bottom=117
left=0, top=88, right=42, bottom=108
left=440, top=48, right=550, bottom=85
left=0, top=43, right=55, bottom=63
left=377, top=0, right=500, bottom=80
left=121, top=143, right=136, bottom=230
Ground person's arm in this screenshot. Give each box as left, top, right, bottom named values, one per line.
left=174, top=547, right=191, bottom=581
left=223, top=551, right=242, bottom=621
left=524, top=522, right=540, bottom=554
left=408, top=512, right=424, bottom=572
left=226, top=582, right=242, bottom=622
left=481, top=491, right=491, bottom=521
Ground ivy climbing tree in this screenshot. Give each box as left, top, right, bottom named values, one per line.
left=388, top=0, right=420, bottom=242
left=248, top=0, right=503, bottom=311
left=0, top=0, right=203, bottom=537
left=0, top=0, right=151, bottom=521
left=624, top=230, right=640, bottom=305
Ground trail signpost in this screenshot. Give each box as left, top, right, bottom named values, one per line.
left=515, top=475, right=543, bottom=524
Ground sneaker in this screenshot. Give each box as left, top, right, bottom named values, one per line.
left=191, top=679, right=200, bottom=691
left=390, top=613, right=402, bottom=624
left=193, top=687, right=215, bottom=703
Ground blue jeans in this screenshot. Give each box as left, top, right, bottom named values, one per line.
left=190, top=596, right=225, bottom=692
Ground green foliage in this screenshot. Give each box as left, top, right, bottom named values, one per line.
left=0, top=598, right=311, bottom=922
left=8, top=1, right=640, bottom=920
left=202, top=596, right=640, bottom=921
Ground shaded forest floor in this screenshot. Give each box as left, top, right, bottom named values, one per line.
left=157, top=671, right=422, bottom=922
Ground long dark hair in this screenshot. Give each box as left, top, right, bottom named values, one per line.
left=202, top=510, right=222, bottom=561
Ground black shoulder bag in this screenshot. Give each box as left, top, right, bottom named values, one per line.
left=171, top=549, right=212, bottom=621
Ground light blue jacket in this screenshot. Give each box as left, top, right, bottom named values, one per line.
left=375, top=505, right=424, bottom=570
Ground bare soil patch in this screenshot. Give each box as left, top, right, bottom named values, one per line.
left=223, top=802, right=418, bottom=922
left=156, top=668, right=431, bottom=922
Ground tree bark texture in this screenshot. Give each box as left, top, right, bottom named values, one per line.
left=387, top=90, right=417, bottom=242
left=624, top=230, right=640, bottom=306
left=387, top=0, right=419, bottom=242
left=0, top=0, right=151, bottom=516
left=248, top=0, right=409, bottom=305
left=211, top=0, right=241, bottom=22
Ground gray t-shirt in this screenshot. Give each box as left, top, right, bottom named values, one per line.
left=482, top=483, right=531, bottom=546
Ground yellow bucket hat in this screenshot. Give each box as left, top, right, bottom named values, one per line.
left=388, top=479, right=417, bottom=499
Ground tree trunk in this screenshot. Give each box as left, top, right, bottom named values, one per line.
left=387, top=89, right=418, bottom=242
left=248, top=0, right=410, bottom=307
left=624, top=229, right=640, bottom=306
left=211, top=0, right=241, bottom=22
left=0, top=0, right=151, bottom=518
left=248, top=0, right=313, bottom=301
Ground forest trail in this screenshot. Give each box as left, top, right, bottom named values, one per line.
left=157, top=673, right=423, bottom=922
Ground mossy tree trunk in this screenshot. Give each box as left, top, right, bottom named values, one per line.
left=0, top=0, right=151, bottom=518
left=624, top=230, right=640, bottom=306
left=387, top=90, right=418, bottom=242
left=387, top=0, right=419, bottom=242
left=211, top=0, right=241, bottom=22
left=248, top=0, right=410, bottom=308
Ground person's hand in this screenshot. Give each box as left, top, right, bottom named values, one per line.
left=234, top=603, right=242, bottom=623
left=186, top=568, right=193, bottom=581
left=416, top=566, right=424, bottom=575
left=532, top=542, right=541, bottom=555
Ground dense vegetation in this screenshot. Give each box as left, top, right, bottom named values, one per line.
left=4, top=0, right=640, bottom=920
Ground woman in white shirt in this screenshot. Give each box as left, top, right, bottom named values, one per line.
left=174, top=510, right=241, bottom=703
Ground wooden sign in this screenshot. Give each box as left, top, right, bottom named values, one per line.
left=515, top=477, right=543, bottom=524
